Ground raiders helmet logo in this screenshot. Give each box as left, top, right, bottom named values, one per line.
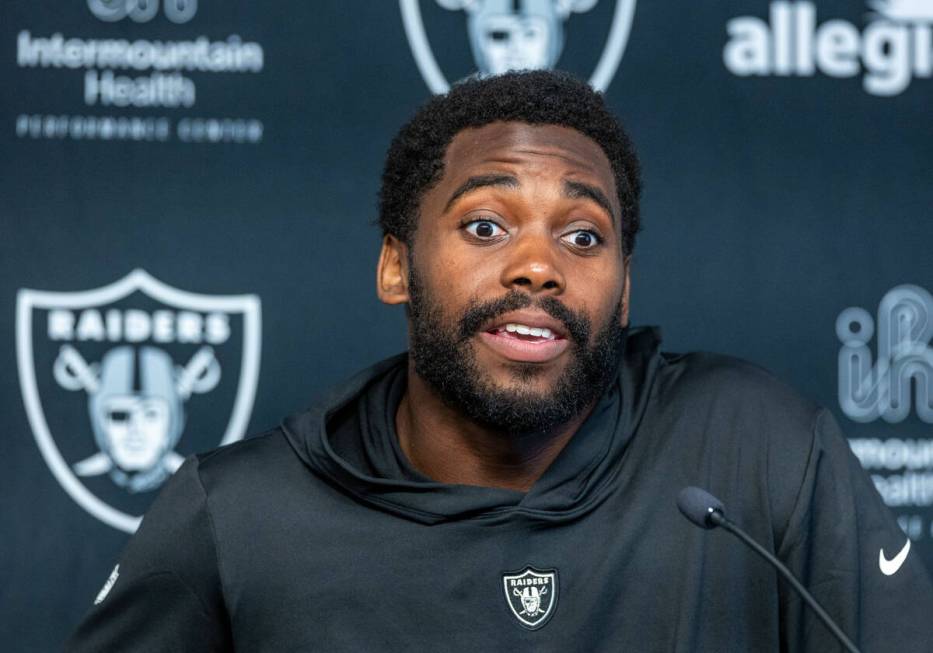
left=401, top=0, right=637, bottom=93
left=502, top=566, right=559, bottom=630
left=16, top=269, right=261, bottom=532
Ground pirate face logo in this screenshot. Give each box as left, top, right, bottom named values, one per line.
left=517, top=585, right=547, bottom=615
left=57, top=344, right=220, bottom=492
left=456, top=0, right=585, bottom=75
left=91, top=349, right=179, bottom=475
left=401, top=0, right=637, bottom=93
left=17, top=270, right=261, bottom=532
left=502, top=567, right=558, bottom=630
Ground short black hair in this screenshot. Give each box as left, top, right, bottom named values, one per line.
left=378, top=70, right=642, bottom=255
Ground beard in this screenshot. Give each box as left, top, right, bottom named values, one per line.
left=407, top=267, right=627, bottom=434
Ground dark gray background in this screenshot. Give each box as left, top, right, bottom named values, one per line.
left=1, top=1, right=931, bottom=649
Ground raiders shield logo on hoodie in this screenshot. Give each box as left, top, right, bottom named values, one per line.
left=503, top=567, right=558, bottom=630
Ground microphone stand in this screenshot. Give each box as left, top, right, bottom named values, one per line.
left=708, top=510, right=862, bottom=653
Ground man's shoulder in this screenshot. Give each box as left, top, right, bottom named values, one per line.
left=648, top=350, right=837, bottom=539
left=196, top=425, right=285, bottom=463
left=650, top=349, right=825, bottom=457
left=661, top=349, right=793, bottom=388
left=190, top=424, right=309, bottom=494
left=659, top=350, right=820, bottom=418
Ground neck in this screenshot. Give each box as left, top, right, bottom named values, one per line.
left=395, top=366, right=591, bottom=493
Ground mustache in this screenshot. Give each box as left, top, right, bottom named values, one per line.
left=457, top=290, right=591, bottom=346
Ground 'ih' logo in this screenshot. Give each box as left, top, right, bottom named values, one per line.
left=837, top=284, right=933, bottom=424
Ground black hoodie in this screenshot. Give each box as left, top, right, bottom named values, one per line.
left=66, top=328, right=933, bottom=651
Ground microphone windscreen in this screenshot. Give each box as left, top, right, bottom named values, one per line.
left=677, top=486, right=725, bottom=529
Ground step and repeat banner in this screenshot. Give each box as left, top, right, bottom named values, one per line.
left=1, top=1, right=931, bottom=649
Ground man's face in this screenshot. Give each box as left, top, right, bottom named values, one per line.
left=381, top=122, right=630, bottom=432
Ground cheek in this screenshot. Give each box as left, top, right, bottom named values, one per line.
left=420, top=247, right=497, bottom=300
left=569, top=261, right=626, bottom=308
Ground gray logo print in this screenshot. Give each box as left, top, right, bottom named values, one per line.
left=838, top=284, right=933, bottom=424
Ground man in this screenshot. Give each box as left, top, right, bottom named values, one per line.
left=67, top=71, right=933, bottom=651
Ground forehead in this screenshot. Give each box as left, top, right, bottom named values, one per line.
left=441, top=122, right=615, bottom=188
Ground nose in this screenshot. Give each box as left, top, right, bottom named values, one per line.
left=499, top=230, right=566, bottom=294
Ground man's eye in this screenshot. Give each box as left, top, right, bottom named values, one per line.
left=464, top=220, right=505, bottom=239
left=561, top=229, right=602, bottom=249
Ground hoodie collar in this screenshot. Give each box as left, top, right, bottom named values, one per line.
left=281, top=327, right=663, bottom=525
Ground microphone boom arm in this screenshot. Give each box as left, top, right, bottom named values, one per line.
left=708, top=510, right=862, bottom=653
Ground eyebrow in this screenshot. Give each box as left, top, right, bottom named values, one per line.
left=442, top=174, right=616, bottom=224
left=563, top=180, right=615, bottom=223
left=444, top=174, right=518, bottom=212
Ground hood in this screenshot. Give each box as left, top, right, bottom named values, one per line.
left=281, top=327, right=663, bottom=525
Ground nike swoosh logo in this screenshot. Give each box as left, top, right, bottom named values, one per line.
left=879, top=539, right=911, bottom=576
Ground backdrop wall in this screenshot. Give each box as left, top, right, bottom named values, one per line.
left=2, top=1, right=931, bottom=649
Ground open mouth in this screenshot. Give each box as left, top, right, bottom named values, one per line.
left=490, top=322, right=559, bottom=342
left=478, top=317, right=570, bottom=363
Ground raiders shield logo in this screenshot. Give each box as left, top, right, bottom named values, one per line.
left=400, top=0, right=637, bottom=93
left=502, top=566, right=558, bottom=630
left=16, top=269, right=261, bottom=533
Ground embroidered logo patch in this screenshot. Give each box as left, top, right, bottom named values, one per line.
left=502, top=566, right=558, bottom=630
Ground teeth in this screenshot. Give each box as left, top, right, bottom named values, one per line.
left=500, top=323, right=557, bottom=340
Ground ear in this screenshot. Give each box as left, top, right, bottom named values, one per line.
left=620, top=255, right=632, bottom=327
left=377, top=234, right=410, bottom=305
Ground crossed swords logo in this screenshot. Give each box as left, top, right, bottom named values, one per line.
left=53, top=344, right=220, bottom=491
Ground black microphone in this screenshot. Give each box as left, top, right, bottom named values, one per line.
left=677, top=486, right=861, bottom=653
